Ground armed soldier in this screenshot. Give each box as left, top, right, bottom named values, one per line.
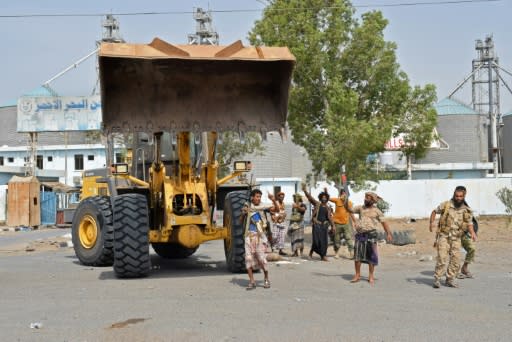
left=429, top=186, right=477, bottom=288
left=453, top=186, right=478, bottom=279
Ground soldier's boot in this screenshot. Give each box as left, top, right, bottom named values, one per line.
left=433, top=279, right=441, bottom=289
left=445, top=279, right=459, bottom=288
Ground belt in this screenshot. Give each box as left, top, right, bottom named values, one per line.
left=314, top=220, right=330, bottom=225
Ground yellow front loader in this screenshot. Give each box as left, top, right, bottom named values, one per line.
left=71, top=38, right=295, bottom=278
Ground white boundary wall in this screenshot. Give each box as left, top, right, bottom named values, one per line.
left=350, top=178, right=512, bottom=218
left=0, top=185, right=7, bottom=223
left=310, top=178, right=512, bottom=218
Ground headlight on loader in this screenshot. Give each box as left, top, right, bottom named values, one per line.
left=112, top=163, right=129, bottom=174
left=233, top=161, right=252, bottom=172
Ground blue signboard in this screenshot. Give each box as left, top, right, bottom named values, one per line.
left=17, top=95, right=102, bottom=132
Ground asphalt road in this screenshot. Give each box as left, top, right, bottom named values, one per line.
left=0, top=228, right=69, bottom=249
left=0, top=229, right=510, bottom=342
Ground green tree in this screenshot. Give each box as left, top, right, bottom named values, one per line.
left=216, top=132, right=265, bottom=177
left=394, top=84, right=438, bottom=178
left=395, top=85, right=438, bottom=160
left=249, top=0, right=437, bottom=184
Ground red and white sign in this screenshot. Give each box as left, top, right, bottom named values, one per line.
left=384, top=135, right=407, bottom=150
left=384, top=128, right=449, bottom=151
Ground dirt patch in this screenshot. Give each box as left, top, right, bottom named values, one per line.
left=284, top=216, right=512, bottom=263
left=0, top=235, right=71, bottom=255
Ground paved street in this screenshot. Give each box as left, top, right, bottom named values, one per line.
left=0, top=227, right=511, bottom=342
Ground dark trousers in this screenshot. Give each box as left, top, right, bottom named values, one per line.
left=311, top=222, right=329, bottom=257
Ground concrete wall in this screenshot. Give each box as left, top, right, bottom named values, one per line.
left=256, top=178, right=509, bottom=218
left=412, top=170, right=487, bottom=179
left=340, top=178, right=512, bottom=218
left=0, top=185, right=6, bottom=222
left=257, top=178, right=302, bottom=203
left=245, top=131, right=313, bottom=180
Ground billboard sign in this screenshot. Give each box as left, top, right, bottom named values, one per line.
left=17, top=95, right=102, bottom=132
left=384, top=128, right=449, bottom=151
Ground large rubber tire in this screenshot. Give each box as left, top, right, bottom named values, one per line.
left=71, top=196, right=114, bottom=266
left=223, top=190, right=249, bottom=273
left=378, top=230, right=416, bottom=245
left=152, top=243, right=198, bottom=259
left=113, top=194, right=151, bottom=278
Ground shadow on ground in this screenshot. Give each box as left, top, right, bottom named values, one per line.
left=98, top=253, right=231, bottom=280
left=407, top=271, right=435, bottom=287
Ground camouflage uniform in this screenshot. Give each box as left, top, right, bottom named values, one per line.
left=433, top=200, right=473, bottom=283
left=461, top=233, right=476, bottom=264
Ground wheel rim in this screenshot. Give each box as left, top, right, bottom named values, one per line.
left=79, top=214, right=98, bottom=249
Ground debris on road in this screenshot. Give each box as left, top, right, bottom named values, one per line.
left=29, top=322, right=43, bottom=329
left=419, top=255, right=433, bottom=262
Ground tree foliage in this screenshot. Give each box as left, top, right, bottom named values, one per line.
left=216, top=132, right=265, bottom=177
left=249, top=0, right=437, bottom=184
left=395, top=84, right=438, bottom=159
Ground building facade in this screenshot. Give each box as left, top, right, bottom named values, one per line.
left=0, top=103, right=120, bottom=186
left=502, top=111, right=512, bottom=173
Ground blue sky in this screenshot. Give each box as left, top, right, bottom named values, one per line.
left=1, top=0, right=511, bottom=110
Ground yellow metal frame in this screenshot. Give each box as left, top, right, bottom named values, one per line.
left=79, top=131, right=248, bottom=250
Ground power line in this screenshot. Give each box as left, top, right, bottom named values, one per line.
left=0, top=0, right=503, bottom=18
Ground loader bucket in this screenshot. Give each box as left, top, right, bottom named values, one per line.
left=98, top=38, right=295, bottom=134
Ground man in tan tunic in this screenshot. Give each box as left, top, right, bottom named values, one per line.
left=351, top=192, right=392, bottom=285
left=429, top=187, right=477, bottom=289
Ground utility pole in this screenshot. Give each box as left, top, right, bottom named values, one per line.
left=187, top=8, right=219, bottom=45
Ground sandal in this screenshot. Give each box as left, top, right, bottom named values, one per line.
left=457, top=272, right=474, bottom=279
left=246, top=282, right=256, bottom=290
left=263, top=279, right=271, bottom=289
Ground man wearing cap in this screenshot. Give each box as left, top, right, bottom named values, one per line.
left=351, top=192, right=392, bottom=284
left=429, top=186, right=477, bottom=288
left=269, top=192, right=288, bottom=256
left=326, top=187, right=354, bottom=259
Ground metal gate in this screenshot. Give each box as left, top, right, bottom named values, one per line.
left=40, top=191, right=56, bottom=225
